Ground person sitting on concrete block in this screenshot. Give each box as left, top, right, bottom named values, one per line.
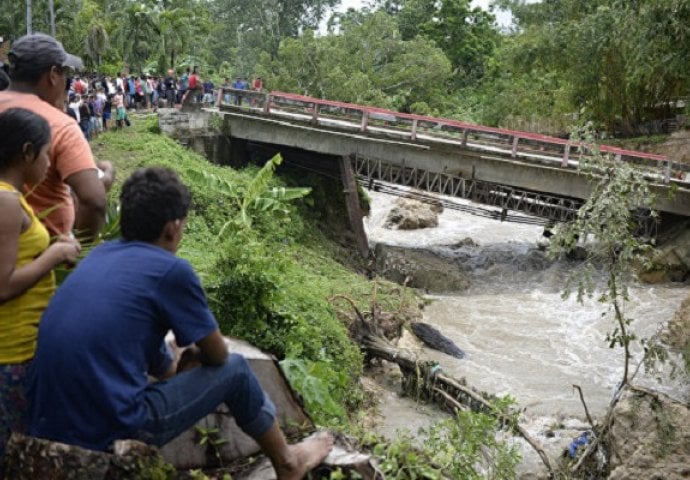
left=28, top=167, right=333, bottom=479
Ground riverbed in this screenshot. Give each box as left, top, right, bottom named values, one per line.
left=363, top=189, right=689, bottom=473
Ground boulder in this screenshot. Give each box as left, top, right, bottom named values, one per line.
left=383, top=198, right=442, bottom=230
left=374, top=244, right=470, bottom=293
left=3, top=434, right=175, bottom=480
left=161, top=338, right=312, bottom=469
left=607, top=389, right=690, bottom=480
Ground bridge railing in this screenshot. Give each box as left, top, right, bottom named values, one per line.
left=216, top=88, right=681, bottom=184
left=215, top=87, right=269, bottom=109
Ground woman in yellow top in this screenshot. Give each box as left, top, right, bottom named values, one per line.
left=0, top=108, right=81, bottom=468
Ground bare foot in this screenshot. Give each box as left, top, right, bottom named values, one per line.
left=274, top=431, right=334, bottom=480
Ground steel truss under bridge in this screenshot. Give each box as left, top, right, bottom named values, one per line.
left=351, top=154, right=658, bottom=237
left=352, top=154, right=582, bottom=223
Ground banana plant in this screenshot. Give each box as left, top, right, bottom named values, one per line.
left=185, top=153, right=311, bottom=239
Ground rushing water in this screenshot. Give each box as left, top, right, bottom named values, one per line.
left=364, top=190, right=689, bottom=428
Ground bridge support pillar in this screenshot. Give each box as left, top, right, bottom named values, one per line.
left=341, top=156, right=370, bottom=258
left=228, top=138, right=249, bottom=168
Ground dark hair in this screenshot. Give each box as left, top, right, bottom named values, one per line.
left=0, top=108, right=51, bottom=171
left=120, top=167, right=191, bottom=242
left=0, top=68, right=9, bottom=91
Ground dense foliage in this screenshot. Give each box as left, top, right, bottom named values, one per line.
left=4, top=0, right=687, bottom=134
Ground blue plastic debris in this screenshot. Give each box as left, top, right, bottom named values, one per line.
left=568, top=432, right=590, bottom=458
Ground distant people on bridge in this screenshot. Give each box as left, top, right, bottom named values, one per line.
left=233, top=76, right=247, bottom=106
left=252, top=76, right=263, bottom=92
left=202, top=77, right=215, bottom=105
left=221, top=78, right=231, bottom=105
left=250, top=76, right=263, bottom=106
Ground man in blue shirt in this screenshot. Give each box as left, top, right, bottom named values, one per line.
left=29, top=167, right=333, bottom=478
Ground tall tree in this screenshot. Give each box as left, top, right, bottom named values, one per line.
left=392, top=0, right=499, bottom=87
left=490, top=0, right=690, bottom=133
left=260, top=12, right=452, bottom=112
left=208, top=0, right=338, bottom=61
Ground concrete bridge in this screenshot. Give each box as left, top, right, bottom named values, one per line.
left=161, top=89, right=690, bottom=254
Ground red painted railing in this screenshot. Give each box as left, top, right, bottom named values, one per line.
left=216, top=88, right=677, bottom=182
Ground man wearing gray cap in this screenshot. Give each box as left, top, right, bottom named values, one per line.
left=0, top=33, right=112, bottom=239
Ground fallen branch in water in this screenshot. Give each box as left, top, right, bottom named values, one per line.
left=436, top=372, right=553, bottom=476
left=573, top=384, right=596, bottom=430
left=331, top=281, right=560, bottom=477
left=341, top=310, right=556, bottom=478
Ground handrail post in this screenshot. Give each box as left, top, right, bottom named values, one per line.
left=215, top=88, right=223, bottom=108
left=263, top=93, right=272, bottom=114
left=511, top=136, right=520, bottom=158
left=561, top=144, right=570, bottom=168
left=462, top=130, right=469, bottom=147
left=360, top=110, right=369, bottom=132
left=411, top=118, right=418, bottom=141
left=664, top=158, right=672, bottom=183
left=311, top=104, right=319, bottom=124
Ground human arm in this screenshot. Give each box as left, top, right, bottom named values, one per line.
left=0, top=194, right=81, bottom=303
left=96, top=160, right=115, bottom=193
left=66, top=168, right=107, bottom=239
left=195, top=329, right=229, bottom=366
left=169, top=329, right=229, bottom=373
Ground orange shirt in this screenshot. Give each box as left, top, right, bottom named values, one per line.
left=0, top=91, right=97, bottom=235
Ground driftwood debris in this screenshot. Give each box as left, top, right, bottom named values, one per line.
left=331, top=285, right=556, bottom=479
left=410, top=321, right=465, bottom=359
left=361, top=330, right=555, bottom=477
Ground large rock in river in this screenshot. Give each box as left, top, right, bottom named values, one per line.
left=383, top=198, right=442, bottom=230
left=374, top=244, right=469, bottom=293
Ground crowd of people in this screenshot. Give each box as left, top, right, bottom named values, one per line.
left=0, top=33, right=331, bottom=478
left=54, top=67, right=265, bottom=140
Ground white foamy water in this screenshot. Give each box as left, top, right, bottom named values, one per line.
left=364, top=190, right=689, bottom=420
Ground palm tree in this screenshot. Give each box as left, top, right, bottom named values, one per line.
left=155, top=7, right=192, bottom=69
left=26, top=0, right=33, bottom=34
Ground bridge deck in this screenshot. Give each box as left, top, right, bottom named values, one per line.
left=208, top=88, right=690, bottom=218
